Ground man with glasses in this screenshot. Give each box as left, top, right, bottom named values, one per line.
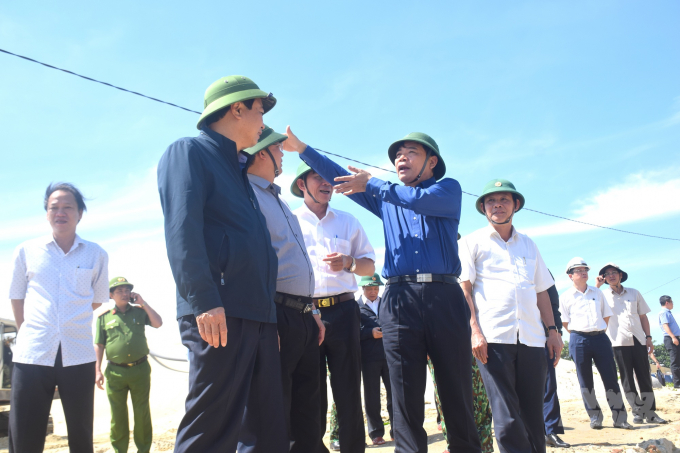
left=559, top=258, right=632, bottom=430
left=659, top=295, right=680, bottom=388
left=595, top=263, right=666, bottom=424
left=95, top=277, right=163, bottom=453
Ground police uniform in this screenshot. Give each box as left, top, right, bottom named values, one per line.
left=95, top=277, right=152, bottom=453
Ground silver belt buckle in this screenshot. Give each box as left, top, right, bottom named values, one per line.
left=416, top=273, right=433, bottom=283
left=303, top=304, right=313, bottom=313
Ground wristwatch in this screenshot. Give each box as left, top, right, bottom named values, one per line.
left=646, top=335, right=653, bottom=339
left=311, top=309, right=321, bottom=318
left=548, top=326, right=557, bottom=332
left=346, top=256, right=357, bottom=273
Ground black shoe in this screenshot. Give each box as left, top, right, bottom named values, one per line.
left=590, top=420, right=603, bottom=430
left=633, top=413, right=644, bottom=424
left=613, top=421, right=634, bottom=430
left=646, top=413, right=668, bottom=424
left=545, top=434, right=570, bottom=448
left=330, top=440, right=340, bottom=451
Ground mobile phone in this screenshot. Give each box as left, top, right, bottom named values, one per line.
left=129, top=295, right=136, bottom=303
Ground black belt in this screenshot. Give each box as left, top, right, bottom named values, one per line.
left=109, top=356, right=148, bottom=368
left=386, top=274, right=459, bottom=285
left=274, top=292, right=314, bottom=313
left=313, top=292, right=354, bottom=308
left=572, top=330, right=605, bottom=336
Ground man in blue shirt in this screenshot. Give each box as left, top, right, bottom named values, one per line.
left=283, top=128, right=481, bottom=453
left=157, top=76, right=287, bottom=452
left=659, top=295, right=680, bottom=388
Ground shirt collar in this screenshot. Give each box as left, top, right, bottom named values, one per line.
left=247, top=173, right=274, bottom=190
left=299, top=200, right=335, bottom=221
left=418, top=177, right=436, bottom=189
left=609, top=285, right=627, bottom=295
left=199, top=125, right=237, bottom=151
left=485, top=224, right=520, bottom=242
left=46, top=234, right=84, bottom=252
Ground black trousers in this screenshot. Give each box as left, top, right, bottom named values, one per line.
left=477, top=342, right=546, bottom=453
left=664, top=336, right=680, bottom=388
left=9, top=346, right=95, bottom=453
left=381, top=281, right=481, bottom=453
left=318, top=299, right=365, bottom=453
left=362, top=359, right=393, bottom=440
left=543, top=344, right=564, bottom=435
left=276, top=305, right=321, bottom=452
left=569, top=332, right=627, bottom=424
left=175, top=315, right=288, bottom=453
left=613, top=338, right=656, bottom=416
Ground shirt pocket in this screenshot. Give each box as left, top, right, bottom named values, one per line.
left=326, top=237, right=351, bottom=255
left=516, top=257, right=536, bottom=285
left=625, top=300, right=637, bottom=315
left=105, top=321, right=122, bottom=340
left=74, top=268, right=94, bottom=298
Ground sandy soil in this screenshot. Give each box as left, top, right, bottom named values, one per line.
left=2, top=356, right=679, bottom=452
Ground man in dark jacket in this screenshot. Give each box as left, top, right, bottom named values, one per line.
left=358, top=273, right=393, bottom=446
left=157, top=76, right=287, bottom=453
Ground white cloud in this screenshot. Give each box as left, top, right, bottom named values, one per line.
left=523, top=171, right=680, bottom=238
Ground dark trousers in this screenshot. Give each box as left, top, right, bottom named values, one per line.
left=543, top=344, right=564, bottom=434
left=569, top=332, right=627, bottom=424
left=318, top=299, right=365, bottom=453
left=362, top=359, right=393, bottom=440
left=664, top=336, right=680, bottom=388
left=477, top=343, right=546, bottom=453
left=276, top=305, right=321, bottom=452
left=9, top=346, right=95, bottom=453
left=613, top=338, right=656, bottom=416
left=381, top=281, right=481, bottom=453
left=175, top=315, right=288, bottom=453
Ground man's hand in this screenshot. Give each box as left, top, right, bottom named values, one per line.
left=196, top=307, right=228, bottom=348
left=323, top=253, right=352, bottom=272
left=313, top=313, right=326, bottom=345
left=547, top=330, right=563, bottom=367
left=646, top=338, right=654, bottom=354
left=673, top=337, right=679, bottom=346
left=95, top=370, right=105, bottom=390
left=131, top=292, right=145, bottom=306
left=595, top=276, right=605, bottom=288
left=282, top=126, right=307, bottom=153
left=333, top=166, right=372, bottom=195
left=471, top=327, right=488, bottom=364
left=372, top=327, right=383, bottom=339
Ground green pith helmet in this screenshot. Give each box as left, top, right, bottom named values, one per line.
left=475, top=179, right=525, bottom=215
left=359, top=273, right=384, bottom=287
left=196, top=75, right=276, bottom=129
left=109, top=276, right=134, bottom=291
left=290, top=161, right=313, bottom=198
left=242, top=125, right=287, bottom=155
left=387, top=132, right=446, bottom=180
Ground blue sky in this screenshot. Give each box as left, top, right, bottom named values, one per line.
left=1, top=1, right=679, bottom=350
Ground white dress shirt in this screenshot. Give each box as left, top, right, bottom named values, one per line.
left=604, top=286, right=651, bottom=347
left=560, top=285, right=612, bottom=333
left=9, top=235, right=109, bottom=366
left=360, top=296, right=381, bottom=316
left=294, top=203, right=375, bottom=298
left=458, top=225, right=555, bottom=348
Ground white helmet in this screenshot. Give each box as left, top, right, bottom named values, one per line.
left=566, top=257, right=590, bottom=274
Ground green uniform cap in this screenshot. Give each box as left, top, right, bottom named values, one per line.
left=475, top=179, right=525, bottom=215
left=359, top=273, right=384, bottom=287
left=242, top=125, right=288, bottom=155
left=387, top=132, right=446, bottom=180
left=290, top=161, right=314, bottom=198
left=109, top=276, right=134, bottom=291
left=196, top=75, right=276, bottom=129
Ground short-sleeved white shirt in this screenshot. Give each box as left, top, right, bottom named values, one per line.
left=294, top=203, right=375, bottom=298
left=604, top=286, right=651, bottom=347
left=559, top=285, right=612, bottom=333
left=9, top=235, right=109, bottom=367
left=458, top=225, right=555, bottom=348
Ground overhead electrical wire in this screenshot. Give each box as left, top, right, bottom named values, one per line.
left=2, top=47, right=679, bottom=242
left=643, top=276, right=680, bottom=296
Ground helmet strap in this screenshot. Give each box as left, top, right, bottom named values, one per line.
left=407, top=150, right=432, bottom=185
left=264, top=149, right=280, bottom=177
left=483, top=197, right=517, bottom=225
left=302, top=175, right=320, bottom=204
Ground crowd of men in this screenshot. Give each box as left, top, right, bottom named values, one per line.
left=5, top=74, right=676, bottom=453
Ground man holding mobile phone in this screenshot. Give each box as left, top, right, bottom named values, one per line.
left=94, top=277, right=163, bottom=453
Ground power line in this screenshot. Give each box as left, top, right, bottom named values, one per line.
left=644, top=276, right=680, bottom=295
left=2, top=47, right=679, bottom=242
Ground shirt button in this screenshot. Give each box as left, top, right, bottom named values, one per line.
left=415, top=251, right=418, bottom=254
left=415, top=234, right=419, bottom=237
left=416, top=269, right=420, bottom=272
left=413, top=217, right=417, bottom=220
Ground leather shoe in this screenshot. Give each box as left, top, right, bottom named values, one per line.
left=545, top=433, right=570, bottom=448
left=633, top=413, right=644, bottom=424
left=330, top=440, right=340, bottom=451
left=590, top=420, right=603, bottom=429
left=613, top=421, right=634, bottom=430
left=646, top=413, right=668, bottom=424
left=372, top=437, right=386, bottom=445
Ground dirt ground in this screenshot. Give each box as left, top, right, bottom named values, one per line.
left=2, top=356, right=680, bottom=452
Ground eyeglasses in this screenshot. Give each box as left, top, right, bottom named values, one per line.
left=604, top=271, right=620, bottom=277
left=571, top=269, right=588, bottom=275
